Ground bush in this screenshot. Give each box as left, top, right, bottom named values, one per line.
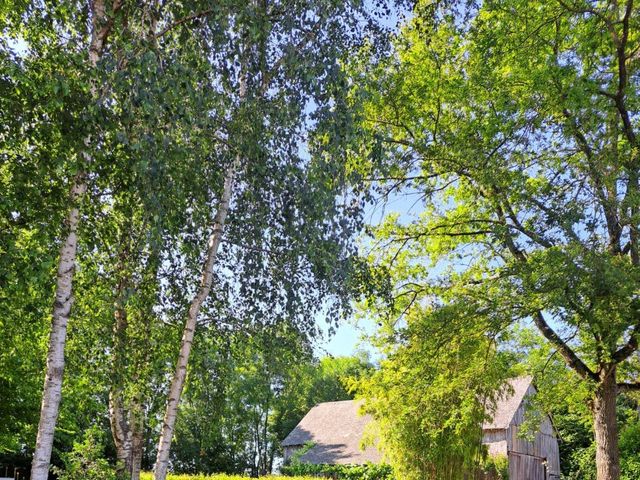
left=621, top=419, right=640, bottom=480
left=51, top=426, right=115, bottom=480
left=280, top=462, right=394, bottom=479
left=480, top=455, right=509, bottom=479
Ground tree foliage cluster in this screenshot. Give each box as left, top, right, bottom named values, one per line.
left=281, top=461, right=393, bottom=479
left=1, top=0, right=388, bottom=479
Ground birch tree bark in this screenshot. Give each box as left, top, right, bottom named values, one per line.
left=153, top=160, right=239, bottom=480
left=109, top=241, right=154, bottom=480
left=109, top=284, right=133, bottom=479
left=30, top=175, right=87, bottom=480
left=129, top=398, right=145, bottom=480
left=30, top=2, right=121, bottom=478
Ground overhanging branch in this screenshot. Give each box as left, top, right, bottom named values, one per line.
left=155, top=9, right=215, bottom=38
left=618, top=382, right=640, bottom=392
left=532, top=311, right=598, bottom=382
left=612, top=324, right=640, bottom=363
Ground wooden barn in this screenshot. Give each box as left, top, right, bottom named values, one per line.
left=282, top=376, right=560, bottom=480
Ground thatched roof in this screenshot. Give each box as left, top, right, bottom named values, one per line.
left=483, top=375, right=533, bottom=430
left=281, top=399, right=381, bottom=464
left=282, top=376, right=534, bottom=465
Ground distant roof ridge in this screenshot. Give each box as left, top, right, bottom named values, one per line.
left=316, top=398, right=360, bottom=405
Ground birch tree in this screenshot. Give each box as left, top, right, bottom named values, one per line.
left=29, top=2, right=124, bottom=478
left=98, top=8, right=227, bottom=477
left=152, top=1, right=386, bottom=477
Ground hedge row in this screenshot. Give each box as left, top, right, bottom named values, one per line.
left=280, top=463, right=394, bottom=479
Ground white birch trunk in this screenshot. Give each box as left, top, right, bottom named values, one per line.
left=130, top=398, right=145, bottom=480
left=109, top=264, right=133, bottom=479
left=109, top=388, right=133, bottom=476
left=30, top=176, right=86, bottom=480
left=30, top=2, right=119, bottom=478
left=153, top=161, right=239, bottom=480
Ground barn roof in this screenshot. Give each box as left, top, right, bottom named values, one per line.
left=281, top=399, right=381, bottom=464
left=282, top=376, right=534, bottom=465
left=483, top=375, right=533, bottom=430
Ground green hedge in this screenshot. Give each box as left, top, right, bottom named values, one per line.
left=280, top=463, right=394, bottom=479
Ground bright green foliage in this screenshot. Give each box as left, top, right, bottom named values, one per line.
left=355, top=301, right=514, bottom=479
left=348, top=0, right=640, bottom=477
left=481, top=455, right=509, bottom=480
left=281, top=441, right=393, bottom=479
left=281, top=462, right=394, bottom=479
left=140, top=474, right=316, bottom=480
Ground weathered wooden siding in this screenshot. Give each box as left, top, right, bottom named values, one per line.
left=508, top=452, right=546, bottom=480
left=482, top=429, right=507, bottom=457
left=506, top=385, right=561, bottom=479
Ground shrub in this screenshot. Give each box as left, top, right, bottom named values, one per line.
left=480, top=455, right=509, bottom=479
left=51, top=426, right=115, bottom=480
left=140, top=475, right=316, bottom=479
left=280, top=462, right=394, bottom=479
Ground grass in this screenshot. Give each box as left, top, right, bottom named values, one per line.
left=140, top=474, right=316, bottom=480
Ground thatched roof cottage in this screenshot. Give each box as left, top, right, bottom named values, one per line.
left=282, top=376, right=560, bottom=480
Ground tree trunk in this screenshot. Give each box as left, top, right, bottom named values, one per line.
left=30, top=2, right=120, bottom=478
left=130, top=396, right=145, bottom=480
left=109, top=251, right=133, bottom=479
left=153, top=162, right=238, bottom=480
left=593, top=366, right=621, bottom=480
left=109, top=381, right=144, bottom=480
left=110, top=387, right=133, bottom=478
left=30, top=176, right=87, bottom=480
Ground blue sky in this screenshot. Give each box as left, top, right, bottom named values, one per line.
left=313, top=187, right=424, bottom=358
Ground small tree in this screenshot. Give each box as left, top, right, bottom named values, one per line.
left=52, top=426, right=115, bottom=480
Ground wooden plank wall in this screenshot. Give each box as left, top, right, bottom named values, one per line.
left=507, top=385, right=561, bottom=478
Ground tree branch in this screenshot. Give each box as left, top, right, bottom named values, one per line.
left=532, top=311, right=598, bottom=382
left=612, top=324, right=640, bottom=363
left=617, top=382, right=640, bottom=392
left=154, top=9, right=215, bottom=38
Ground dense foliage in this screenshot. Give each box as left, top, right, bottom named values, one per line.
left=355, top=302, right=513, bottom=480
left=281, top=462, right=394, bottom=479
left=139, top=474, right=316, bottom=480
left=4, top=1, right=640, bottom=480
left=1, top=0, right=387, bottom=478
left=347, top=0, right=640, bottom=479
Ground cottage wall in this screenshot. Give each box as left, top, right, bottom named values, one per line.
left=283, top=445, right=300, bottom=463
left=482, top=429, right=507, bottom=457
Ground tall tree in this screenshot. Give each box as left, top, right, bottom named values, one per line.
left=152, top=1, right=386, bottom=477
left=349, top=1, right=640, bottom=479
left=99, top=11, right=224, bottom=476
left=25, top=2, right=125, bottom=478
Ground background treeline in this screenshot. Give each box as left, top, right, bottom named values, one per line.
left=3, top=308, right=372, bottom=476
